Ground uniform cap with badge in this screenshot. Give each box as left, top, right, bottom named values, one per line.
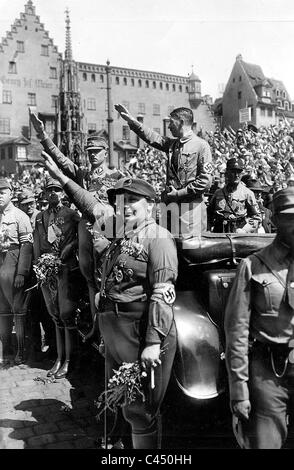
left=0, top=178, right=12, bottom=191
left=86, top=135, right=109, bottom=150
left=272, top=187, right=294, bottom=214
left=18, top=188, right=35, bottom=204
left=225, top=158, right=244, bottom=172
left=107, top=177, right=157, bottom=203
left=44, top=176, right=63, bottom=190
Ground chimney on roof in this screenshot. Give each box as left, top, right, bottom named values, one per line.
left=236, top=54, right=243, bottom=61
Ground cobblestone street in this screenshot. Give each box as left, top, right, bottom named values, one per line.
left=0, top=348, right=104, bottom=450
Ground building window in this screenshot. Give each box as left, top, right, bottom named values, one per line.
left=283, top=91, right=286, bottom=98
left=122, top=125, right=130, bottom=140
left=45, top=120, right=55, bottom=135
left=2, top=90, right=12, bottom=104
left=8, top=147, right=13, bottom=159
left=276, top=90, right=280, bottom=96
left=131, top=78, right=135, bottom=87
left=285, top=101, right=289, bottom=111
left=138, top=79, right=142, bottom=87
left=239, top=76, right=242, bottom=81
left=166, top=83, right=169, bottom=91
left=153, top=104, right=160, bottom=115
left=88, top=123, right=97, bottom=132
left=0, top=118, right=10, bottom=134
left=87, top=98, right=96, bottom=110
left=179, top=85, right=182, bottom=92
left=28, top=93, right=36, bottom=106
left=172, top=84, right=176, bottom=92
left=8, top=62, right=17, bottom=74
left=233, top=78, right=235, bottom=83
left=1, top=149, right=5, bottom=160
left=268, top=108, right=273, bottom=117
left=91, top=74, right=96, bottom=83
left=100, top=74, right=104, bottom=83
left=123, top=77, right=127, bottom=86
left=50, top=67, right=57, bottom=79
left=277, top=100, right=282, bottom=107
left=122, top=101, right=130, bottom=110
left=185, top=86, right=188, bottom=93
left=153, top=128, right=160, bottom=134
left=116, top=77, right=120, bottom=85
left=152, top=81, right=156, bottom=89
left=260, top=107, right=266, bottom=116
left=17, top=41, right=25, bottom=53
left=145, top=80, right=149, bottom=88
left=138, top=103, right=145, bottom=114
left=160, top=82, right=163, bottom=90
left=82, top=72, right=87, bottom=81
left=238, top=91, right=242, bottom=99
left=17, top=146, right=26, bottom=160
left=41, top=45, right=49, bottom=56
left=51, top=95, right=58, bottom=108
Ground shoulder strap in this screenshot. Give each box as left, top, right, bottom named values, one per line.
left=253, top=252, right=286, bottom=289
left=222, top=188, right=238, bottom=216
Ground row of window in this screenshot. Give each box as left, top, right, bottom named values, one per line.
left=8, top=42, right=51, bottom=58
left=81, top=72, right=187, bottom=92
left=2, top=91, right=58, bottom=108
left=0, top=146, right=26, bottom=160
left=8, top=61, right=57, bottom=78
left=0, top=118, right=10, bottom=134
left=1, top=147, right=13, bottom=160
left=260, top=107, right=273, bottom=117
left=87, top=99, right=172, bottom=116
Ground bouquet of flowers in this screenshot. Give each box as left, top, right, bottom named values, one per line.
left=95, top=361, right=147, bottom=419
left=32, top=253, right=63, bottom=292
left=0, top=227, right=10, bottom=251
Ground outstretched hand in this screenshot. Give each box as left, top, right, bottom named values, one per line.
left=41, top=151, right=67, bottom=185
left=29, top=109, right=46, bottom=138
left=114, top=103, right=134, bottom=124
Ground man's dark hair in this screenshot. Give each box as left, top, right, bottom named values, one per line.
left=170, top=107, right=194, bottom=126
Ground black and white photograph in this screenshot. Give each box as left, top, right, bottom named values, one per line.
left=1, top=0, right=294, bottom=456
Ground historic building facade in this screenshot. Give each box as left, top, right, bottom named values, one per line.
left=222, top=54, right=294, bottom=130
left=0, top=1, right=216, bottom=173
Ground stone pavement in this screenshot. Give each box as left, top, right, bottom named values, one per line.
left=0, top=350, right=105, bottom=450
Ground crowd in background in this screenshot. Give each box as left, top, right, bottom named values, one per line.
left=6, top=119, right=294, bottom=207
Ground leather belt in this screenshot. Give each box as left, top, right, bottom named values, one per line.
left=100, top=298, right=148, bottom=314
left=0, top=244, right=19, bottom=254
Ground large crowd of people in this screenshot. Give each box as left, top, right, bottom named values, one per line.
left=1, top=105, right=294, bottom=450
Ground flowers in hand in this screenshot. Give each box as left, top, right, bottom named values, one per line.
left=95, top=361, right=147, bottom=419
left=33, top=253, right=63, bottom=286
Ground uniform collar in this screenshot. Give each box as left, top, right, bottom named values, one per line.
left=49, top=203, right=63, bottom=215
left=0, top=201, right=14, bottom=215
left=179, top=130, right=194, bottom=145
left=272, top=237, right=292, bottom=263
left=125, top=218, right=155, bottom=239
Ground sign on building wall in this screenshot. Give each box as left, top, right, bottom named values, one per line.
left=239, top=107, right=251, bottom=123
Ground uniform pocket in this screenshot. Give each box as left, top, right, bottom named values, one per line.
left=251, top=273, right=284, bottom=315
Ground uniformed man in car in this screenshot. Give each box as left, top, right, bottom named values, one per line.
left=207, top=158, right=261, bottom=233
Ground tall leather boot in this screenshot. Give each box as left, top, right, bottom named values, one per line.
left=0, top=315, right=13, bottom=365
left=14, top=315, right=26, bottom=365
left=132, top=430, right=161, bottom=449
left=47, top=326, right=64, bottom=377
left=55, top=328, right=76, bottom=379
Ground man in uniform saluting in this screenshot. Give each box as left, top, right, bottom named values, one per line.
left=115, top=104, right=213, bottom=238
left=0, top=178, right=33, bottom=365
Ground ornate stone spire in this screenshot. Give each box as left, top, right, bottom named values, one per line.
left=65, top=8, right=73, bottom=61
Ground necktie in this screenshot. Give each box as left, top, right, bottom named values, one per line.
left=286, top=260, right=294, bottom=310
left=47, top=211, right=57, bottom=244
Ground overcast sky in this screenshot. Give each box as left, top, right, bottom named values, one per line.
left=2, top=0, right=294, bottom=100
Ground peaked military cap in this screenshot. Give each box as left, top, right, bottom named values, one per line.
left=86, top=135, right=109, bottom=150
left=107, top=177, right=156, bottom=202
left=19, top=188, right=35, bottom=204
left=44, top=176, right=63, bottom=190
left=273, top=187, right=294, bottom=214
left=226, top=158, right=244, bottom=172
left=0, top=178, right=12, bottom=190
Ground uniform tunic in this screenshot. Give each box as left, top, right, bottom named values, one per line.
left=225, top=239, right=294, bottom=448
left=208, top=182, right=261, bottom=233
left=34, top=205, right=80, bottom=328
left=63, top=178, right=178, bottom=441
left=128, top=123, right=213, bottom=237
left=0, top=202, right=33, bottom=316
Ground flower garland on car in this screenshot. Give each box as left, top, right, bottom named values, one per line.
left=95, top=361, right=147, bottom=419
